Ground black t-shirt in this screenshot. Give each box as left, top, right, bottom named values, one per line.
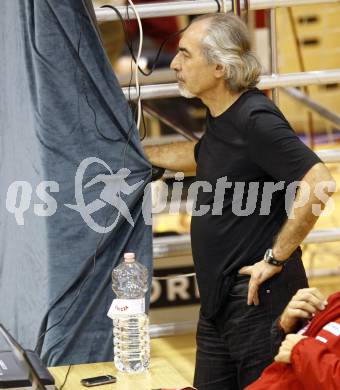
left=191, top=88, right=321, bottom=318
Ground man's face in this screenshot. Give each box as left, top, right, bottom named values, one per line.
left=170, top=20, right=219, bottom=100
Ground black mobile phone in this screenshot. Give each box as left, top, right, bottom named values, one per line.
left=81, top=375, right=117, bottom=387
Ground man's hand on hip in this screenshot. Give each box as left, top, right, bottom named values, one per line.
left=238, top=260, right=283, bottom=305
left=279, top=287, right=327, bottom=333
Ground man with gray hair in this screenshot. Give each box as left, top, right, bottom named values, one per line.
left=145, top=13, right=335, bottom=389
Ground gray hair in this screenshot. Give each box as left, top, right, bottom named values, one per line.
left=193, top=13, right=262, bottom=93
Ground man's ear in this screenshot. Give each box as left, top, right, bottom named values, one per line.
left=215, top=63, right=227, bottom=79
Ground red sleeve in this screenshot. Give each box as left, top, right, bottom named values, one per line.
left=291, top=336, right=340, bottom=390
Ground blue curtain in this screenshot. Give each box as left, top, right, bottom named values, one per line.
left=0, top=0, right=152, bottom=366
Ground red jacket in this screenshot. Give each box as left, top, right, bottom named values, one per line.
left=246, top=292, right=340, bottom=390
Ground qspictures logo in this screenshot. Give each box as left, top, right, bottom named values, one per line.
left=5, top=157, right=337, bottom=232
left=65, top=157, right=143, bottom=233
left=5, top=157, right=144, bottom=233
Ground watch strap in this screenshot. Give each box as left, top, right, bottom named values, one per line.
left=264, top=249, right=288, bottom=267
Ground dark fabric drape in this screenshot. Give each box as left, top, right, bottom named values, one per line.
left=0, top=0, right=152, bottom=366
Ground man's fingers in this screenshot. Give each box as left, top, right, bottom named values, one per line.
left=285, top=334, right=307, bottom=343
left=247, top=278, right=260, bottom=305
left=307, top=287, right=326, bottom=303
left=287, top=308, right=312, bottom=319
left=274, top=334, right=307, bottom=363
left=293, top=291, right=327, bottom=311
left=294, top=288, right=327, bottom=308
left=295, top=291, right=326, bottom=306
left=241, top=260, right=280, bottom=305
left=274, top=346, right=290, bottom=364
left=289, top=301, right=319, bottom=315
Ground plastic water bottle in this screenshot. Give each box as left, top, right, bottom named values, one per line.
left=109, top=252, right=150, bottom=373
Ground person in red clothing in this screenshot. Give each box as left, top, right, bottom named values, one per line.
left=246, top=287, right=340, bottom=390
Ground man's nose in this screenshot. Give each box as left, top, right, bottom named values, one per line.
left=170, top=54, right=180, bottom=71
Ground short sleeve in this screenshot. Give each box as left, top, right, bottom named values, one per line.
left=247, top=109, right=322, bottom=182
left=194, top=137, right=203, bottom=162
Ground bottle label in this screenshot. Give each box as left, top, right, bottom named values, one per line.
left=107, top=298, right=145, bottom=318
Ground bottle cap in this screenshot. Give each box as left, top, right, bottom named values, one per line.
left=124, top=252, right=135, bottom=263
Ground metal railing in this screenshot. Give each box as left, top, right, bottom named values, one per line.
left=143, top=103, right=199, bottom=141
left=122, top=69, right=340, bottom=100
left=153, top=229, right=340, bottom=259
left=150, top=320, right=197, bottom=338
left=317, top=149, right=340, bottom=163
left=95, top=0, right=340, bottom=22
left=282, top=87, right=340, bottom=128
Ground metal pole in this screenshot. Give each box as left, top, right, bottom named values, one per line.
left=153, top=228, right=340, bottom=259
left=259, top=70, right=340, bottom=89
left=95, top=0, right=219, bottom=23
left=287, top=7, right=316, bottom=148
left=269, top=8, right=279, bottom=104
left=316, top=149, right=340, bottom=163
left=250, top=0, right=340, bottom=9
left=150, top=321, right=197, bottom=338
left=95, top=0, right=340, bottom=22
left=123, top=83, right=178, bottom=100
left=118, top=69, right=176, bottom=87
left=304, top=229, right=340, bottom=244
left=143, top=103, right=199, bottom=141
left=282, top=87, right=340, bottom=128
left=121, top=69, right=340, bottom=100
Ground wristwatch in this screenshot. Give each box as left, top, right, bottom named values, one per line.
left=264, top=249, right=288, bottom=267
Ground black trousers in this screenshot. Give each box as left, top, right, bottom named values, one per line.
left=193, top=256, right=308, bottom=390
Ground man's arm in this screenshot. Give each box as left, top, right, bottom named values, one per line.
left=144, top=141, right=197, bottom=173
left=272, top=162, right=336, bottom=260
left=240, top=163, right=336, bottom=305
